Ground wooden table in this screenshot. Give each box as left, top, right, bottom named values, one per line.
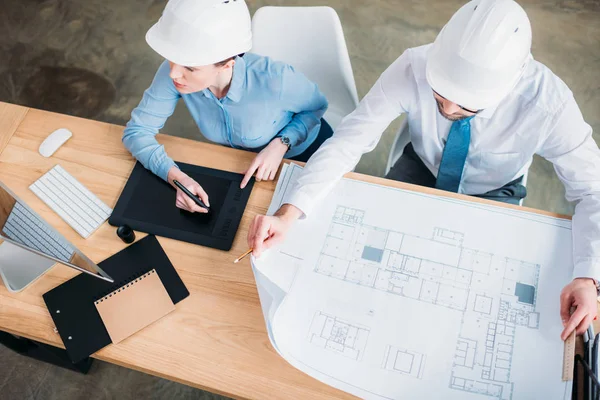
left=0, top=101, right=588, bottom=399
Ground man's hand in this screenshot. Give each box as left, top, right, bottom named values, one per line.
left=560, top=278, right=598, bottom=340
left=167, top=166, right=210, bottom=213
left=247, top=204, right=303, bottom=257
left=240, top=138, right=288, bottom=189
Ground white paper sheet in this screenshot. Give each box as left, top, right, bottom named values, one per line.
left=252, top=163, right=572, bottom=399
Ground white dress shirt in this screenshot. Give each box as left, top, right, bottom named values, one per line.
left=283, top=44, right=600, bottom=280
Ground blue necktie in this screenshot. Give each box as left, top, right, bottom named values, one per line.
left=435, top=117, right=474, bottom=192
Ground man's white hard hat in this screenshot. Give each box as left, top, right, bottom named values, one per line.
left=426, top=0, right=532, bottom=111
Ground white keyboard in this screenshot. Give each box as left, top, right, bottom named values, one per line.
left=2, top=202, right=74, bottom=262
left=29, top=165, right=112, bottom=238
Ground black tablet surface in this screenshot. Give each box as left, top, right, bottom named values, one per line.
left=109, top=162, right=254, bottom=251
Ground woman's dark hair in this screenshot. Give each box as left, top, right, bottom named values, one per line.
left=214, top=53, right=245, bottom=67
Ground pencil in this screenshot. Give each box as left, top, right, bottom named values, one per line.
left=234, top=248, right=253, bottom=263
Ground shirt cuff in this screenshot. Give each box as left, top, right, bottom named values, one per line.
left=156, top=157, right=178, bottom=182
left=277, top=128, right=303, bottom=148
left=281, top=189, right=315, bottom=219
left=572, top=257, right=600, bottom=281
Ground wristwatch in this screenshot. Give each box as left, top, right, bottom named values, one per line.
left=279, top=136, right=291, bottom=150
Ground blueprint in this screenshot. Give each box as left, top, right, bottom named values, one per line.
left=252, top=163, right=572, bottom=399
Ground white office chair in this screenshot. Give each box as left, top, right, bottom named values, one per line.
left=251, top=6, right=359, bottom=130
left=385, top=120, right=529, bottom=205
left=385, top=118, right=410, bottom=176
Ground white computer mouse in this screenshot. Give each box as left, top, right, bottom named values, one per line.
left=39, top=128, right=73, bottom=157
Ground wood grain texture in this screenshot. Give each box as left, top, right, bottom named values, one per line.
left=0, top=185, right=17, bottom=232
left=0, top=102, right=355, bottom=400
left=0, top=101, right=576, bottom=399
left=0, top=102, right=28, bottom=156
left=0, top=103, right=27, bottom=231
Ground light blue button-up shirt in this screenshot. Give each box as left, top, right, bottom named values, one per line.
left=122, top=53, right=328, bottom=181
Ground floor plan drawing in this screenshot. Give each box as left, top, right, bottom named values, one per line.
left=382, top=345, right=426, bottom=379
left=254, top=163, right=571, bottom=400
left=315, top=206, right=541, bottom=399
left=307, top=311, right=370, bottom=361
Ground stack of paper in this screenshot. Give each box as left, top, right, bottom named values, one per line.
left=252, top=162, right=572, bottom=399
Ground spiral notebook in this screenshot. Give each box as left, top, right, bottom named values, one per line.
left=94, top=269, right=175, bottom=344
left=44, top=235, right=189, bottom=363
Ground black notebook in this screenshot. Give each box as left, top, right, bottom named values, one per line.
left=109, top=161, right=254, bottom=251
left=43, top=235, right=189, bottom=363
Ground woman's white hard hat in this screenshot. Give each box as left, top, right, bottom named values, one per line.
left=146, top=0, right=252, bottom=67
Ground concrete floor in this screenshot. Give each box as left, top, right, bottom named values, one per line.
left=0, top=343, right=229, bottom=399
left=0, top=0, right=598, bottom=398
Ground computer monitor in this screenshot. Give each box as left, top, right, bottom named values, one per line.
left=0, top=181, right=113, bottom=292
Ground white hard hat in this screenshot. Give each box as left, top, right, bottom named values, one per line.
left=146, top=0, right=252, bottom=67
left=426, top=0, right=532, bottom=110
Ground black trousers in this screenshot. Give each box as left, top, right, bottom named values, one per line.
left=289, top=119, right=334, bottom=162
left=385, top=143, right=527, bottom=205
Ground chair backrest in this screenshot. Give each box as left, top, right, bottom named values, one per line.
left=251, top=6, right=359, bottom=129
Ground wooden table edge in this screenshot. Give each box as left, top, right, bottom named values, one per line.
left=0, top=104, right=29, bottom=155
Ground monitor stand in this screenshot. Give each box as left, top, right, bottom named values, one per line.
left=0, top=242, right=55, bottom=292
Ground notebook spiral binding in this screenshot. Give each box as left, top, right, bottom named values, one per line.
left=94, top=269, right=157, bottom=305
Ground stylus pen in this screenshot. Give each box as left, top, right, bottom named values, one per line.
left=173, top=180, right=210, bottom=210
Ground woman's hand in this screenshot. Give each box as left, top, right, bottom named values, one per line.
left=167, top=167, right=210, bottom=213
left=241, top=138, right=288, bottom=189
